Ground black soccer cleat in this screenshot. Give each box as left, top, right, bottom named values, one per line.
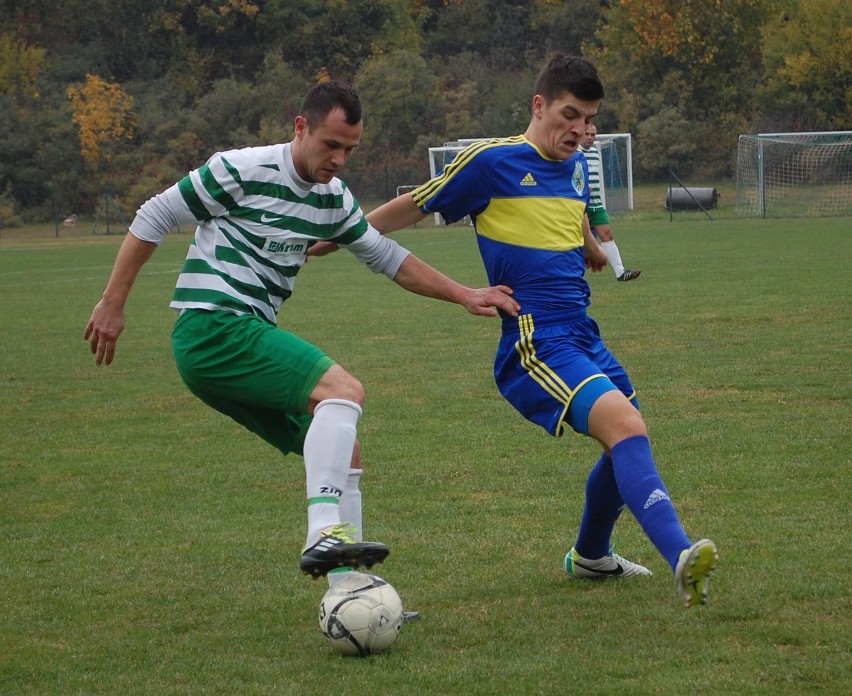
left=300, top=523, right=390, bottom=579
left=617, top=269, right=642, bottom=281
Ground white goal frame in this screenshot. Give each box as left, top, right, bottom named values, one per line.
left=735, top=131, right=852, bottom=218
left=427, top=134, right=634, bottom=226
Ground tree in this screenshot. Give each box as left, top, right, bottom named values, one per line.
left=67, top=74, right=136, bottom=168
left=148, top=0, right=263, bottom=95
left=353, top=48, right=440, bottom=199
left=759, top=0, right=852, bottom=130
left=530, top=0, right=601, bottom=58
left=0, top=33, right=45, bottom=99
left=257, top=0, right=401, bottom=83
left=589, top=0, right=768, bottom=179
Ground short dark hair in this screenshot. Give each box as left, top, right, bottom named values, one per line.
left=534, top=54, right=604, bottom=103
left=300, top=80, right=362, bottom=129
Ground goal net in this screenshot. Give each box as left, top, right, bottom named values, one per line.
left=426, top=134, right=634, bottom=226
left=735, top=132, right=852, bottom=218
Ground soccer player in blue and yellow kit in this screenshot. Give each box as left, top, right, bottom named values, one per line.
left=366, top=54, right=718, bottom=608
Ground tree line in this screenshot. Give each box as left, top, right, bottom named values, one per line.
left=0, top=0, right=849, bottom=226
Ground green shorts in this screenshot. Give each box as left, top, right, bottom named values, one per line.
left=171, top=309, right=335, bottom=456
left=587, top=207, right=610, bottom=228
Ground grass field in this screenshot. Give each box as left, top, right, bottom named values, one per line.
left=1, top=216, right=850, bottom=695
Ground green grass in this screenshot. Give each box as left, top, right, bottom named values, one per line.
left=1, top=217, right=850, bottom=695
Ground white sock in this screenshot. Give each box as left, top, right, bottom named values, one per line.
left=327, top=568, right=361, bottom=587
left=600, top=240, right=625, bottom=277
left=326, top=469, right=364, bottom=587
left=303, top=399, right=362, bottom=551
left=339, top=468, right=363, bottom=541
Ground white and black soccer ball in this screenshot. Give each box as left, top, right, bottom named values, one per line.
left=318, top=574, right=404, bottom=657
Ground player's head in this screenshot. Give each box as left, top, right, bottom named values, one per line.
left=581, top=123, right=597, bottom=150
left=292, top=81, right=363, bottom=184
left=299, top=80, right=362, bottom=130
left=527, top=54, right=603, bottom=161
left=534, top=54, right=604, bottom=105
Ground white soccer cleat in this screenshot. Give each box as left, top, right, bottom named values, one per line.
left=675, top=539, right=719, bottom=608
left=564, top=547, right=653, bottom=579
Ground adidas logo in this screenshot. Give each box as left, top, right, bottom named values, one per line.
left=520, top=172, right=537, bottom=186
left=643, top=488, right=670, bottom=509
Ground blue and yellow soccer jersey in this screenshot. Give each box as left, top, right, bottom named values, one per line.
left=412, top=136, right=591, bottom=318
left=412, top=136, right=634, bottom=438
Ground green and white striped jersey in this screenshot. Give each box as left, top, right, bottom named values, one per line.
left=579, top=145, right=607, bottom=212
left=130, top=143, right=409, bottom=324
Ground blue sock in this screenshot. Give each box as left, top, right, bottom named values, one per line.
left=611, top=435, right=691, bottom=571
left=574, top=452, right=624, bottom=559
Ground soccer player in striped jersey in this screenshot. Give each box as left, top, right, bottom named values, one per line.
left=580, top=123, right=641, bottom=281
left=364, top=55, right=718, bottom=608
left=84, top=81, right=519, bottom=589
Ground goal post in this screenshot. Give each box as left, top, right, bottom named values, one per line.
left=593, top=133, right=634, bottom=214
left=426, top=134, right=634, bottom=226
left=735, top=131, right=852, bottom=218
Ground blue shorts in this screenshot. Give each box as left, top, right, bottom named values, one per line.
left=494, top=312, right=636, bottom=437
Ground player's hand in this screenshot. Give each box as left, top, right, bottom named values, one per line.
left=307, top=241, right=340, bottom=257
left=585, top=244, right=608, bottom=272
left=84, top=299, right=125, bottom=366
left=462, top=285, right=520, bottom=318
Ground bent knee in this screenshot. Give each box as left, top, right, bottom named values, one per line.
left=310, top=364, right=365, bottom=408
left=588, top=391, right=648, bottom=448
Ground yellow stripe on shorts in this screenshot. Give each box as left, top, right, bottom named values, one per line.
left=514, top=314, right=573, bottom=415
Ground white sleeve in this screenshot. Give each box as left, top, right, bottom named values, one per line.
left=343, top=223, right=411, bottom=279
left=128, top=185, right=199, bottom=244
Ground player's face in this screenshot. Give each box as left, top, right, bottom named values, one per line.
left=580, top=125, right=597, bottom=149
left=533, top=92, right=599, bottom=160
left=292, top=107, right=362, bottom=184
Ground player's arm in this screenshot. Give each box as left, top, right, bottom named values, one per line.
left=84, top=232, right=157, bottom=366
left=84, top=185, right=195, bottom=365
left=366, top=192, right=426, bottom=234
left=391, top=254, right=519, bottom=318
left=308, top=193, right=427, bottom=257
left=347, top=224, right=518, bottom=318
left=582, top=214, right=607, bottom=272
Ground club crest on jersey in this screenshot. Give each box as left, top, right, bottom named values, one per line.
left=572, top=161, right=586, bottom=196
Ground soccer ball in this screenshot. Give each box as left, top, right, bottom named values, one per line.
left=318, top=574, right=404, bottom=657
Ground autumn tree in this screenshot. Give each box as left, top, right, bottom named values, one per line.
left=759, top=0, right=852, bottom=131
left=588, top=0, right=768, bottom=179
left=0, top=33, right=45, bottom=100
left=67, top=74, right=136, bottom=169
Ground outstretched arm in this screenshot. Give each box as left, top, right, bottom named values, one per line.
left=84, top=232, right=158, bottom=365
left=392, top=254, right=519, bottom=318
left=308, top=193, right=427, bottom=258
left=367, top=193, right=426, bottom=234
left=343, top=220, right=519, bottom=318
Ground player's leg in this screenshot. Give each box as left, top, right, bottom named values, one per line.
left=561, top=379, right=652, bottom=579
left=592, top=219, right=640, bottom=281
left=574, top=452, right=622, bottom=559
left=326, top=441, right=363, bottom=587
left=299, top=364, right=390, bottom=577
left=300, top=364, right=363, bottom=543
left=171, top=309, right=388, bottom=578
left=589, top=390, right=690, bottom=566
left=579, top=326, right=693, bottom=575
left=586, top=391, right=718, bottom=605
left=494, top=316, right=650, bottom=578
